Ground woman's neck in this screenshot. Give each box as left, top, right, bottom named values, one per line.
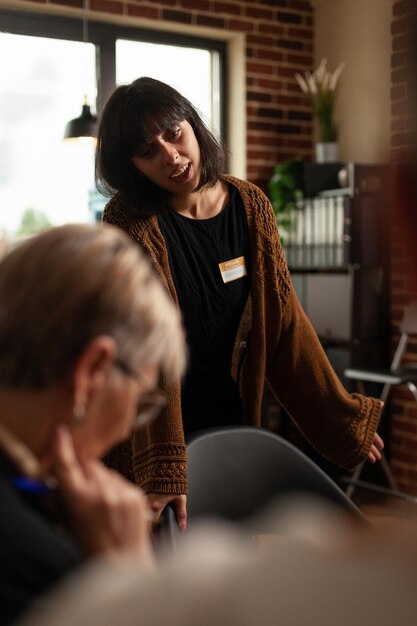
left=0, top=387, right=68, bottom=475
left=169, top=180, right=229, bottom=219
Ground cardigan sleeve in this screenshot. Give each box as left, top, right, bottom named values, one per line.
left=130, top=370, right=188, bottom=495
left=103, top=199, right=188, bottom=494
left=266, top=282, right=382, bottom=471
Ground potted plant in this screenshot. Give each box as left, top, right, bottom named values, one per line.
left=268, top=157, right=305, bottom=245
left=295, top=58, right=345, bottom=163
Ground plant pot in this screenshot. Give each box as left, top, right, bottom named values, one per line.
left=315, top=142, right=339, bottom=163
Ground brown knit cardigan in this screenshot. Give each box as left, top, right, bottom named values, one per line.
left=103, top=175, right=381, bottom=494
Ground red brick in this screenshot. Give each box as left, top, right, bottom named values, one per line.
left=248, top=149, right=273, bottom=160
left=196, top=14, right=225, bottom=28
left=391, top=16, right=408, bottom=35
left=286, top=138, right=312, bottom=149
left=276, top=94, right=303, bottom=106
left=391, top=68, right=408, bottom=84
left=162, top=9, right=192, bottom=23
left=247, top=91, right=273, bottom=103
left=50, top=0, right=83, bottom=7
left=180, top=0, right=210, bottom=10
left=247, top=121, right=278, bottom=132
left=248, top=134, right=285, bottom=146
left=393, top=34, right=409, bottom=52
left=391, top=51, right=405, bottom=69
left=393, top=1, right=410, bottom=17
left=247, top=164, right=276, bottom=176
left=228, top=18, right=254, bottom=32
left=127, top=4, right=159, bottom=19
left=247, top=35, right=276, bottom=47
left=247, top=62, right=274, bottom=75
left=245, top=6, right=274, bottom=20
left=259, top=23, right=285, bottom=36
left=257, top=49, right=284, bottom=62
left=391, top=99, right=407, bottom=115
left=290, top=1, right=313, bottom=10
left=287, top=53, right=313, bottom=65
left=90, top=0, right=123, bottom=13
left=213, top=1, right=241, bottom=16
left=288, top=26, right=313, bottom=40
left=257, top=78, right=283, bottom=90
left=391, top=83, right=406, bottom=99
left=278, top=11, right=303, bottom=24
left=258, top=106, right=283, bottom=119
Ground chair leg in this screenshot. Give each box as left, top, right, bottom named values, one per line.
left=406, top=382, right=417, bottom=403
left=380, top=452, right=398, bottom=491
left=345, top=461, right=364, bottom=498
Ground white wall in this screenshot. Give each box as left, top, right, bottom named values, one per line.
left=313, top=0, right=392, bottom=163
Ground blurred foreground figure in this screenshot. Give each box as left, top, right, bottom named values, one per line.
left=0, top=224, right=185, bottom=625
left=16, top=498, right=417, bottom=626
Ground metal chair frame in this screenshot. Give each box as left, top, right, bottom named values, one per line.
left=344, top=300, right=417, bottom=503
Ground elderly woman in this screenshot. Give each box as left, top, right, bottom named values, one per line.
left=0, top=223, right=185, bottom=625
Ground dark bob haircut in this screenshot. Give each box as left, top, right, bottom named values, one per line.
left=95, top=77, right=227, bottom=215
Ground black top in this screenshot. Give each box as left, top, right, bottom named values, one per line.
left=158, top=184, right=250, bottom=437
left=0, top=451, right=82, bottom=625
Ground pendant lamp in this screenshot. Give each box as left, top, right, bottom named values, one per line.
left=64, top=96, right=97, bottom=142
left=63, top=0, right=97, bottom=142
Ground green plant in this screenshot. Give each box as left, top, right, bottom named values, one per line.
left=295, top=58, right=345, bottom=143
left=268, top=157, right=304, bottom=243
left=17, top=209, right=52, bottom=237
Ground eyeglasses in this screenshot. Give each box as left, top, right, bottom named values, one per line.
left=114, top=358, right=166, bottom=430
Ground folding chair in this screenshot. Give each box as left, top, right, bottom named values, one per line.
left=344, top=299, right=417, bottom=501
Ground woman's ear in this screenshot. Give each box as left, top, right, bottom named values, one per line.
left=71, top=336, right=118, bottom=420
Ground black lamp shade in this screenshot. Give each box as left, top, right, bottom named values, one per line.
left=64, top=103, right=97, bottom=141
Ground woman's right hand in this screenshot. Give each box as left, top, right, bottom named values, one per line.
left=147, top=493, right=187, bottom=530
left=52, top=425, right=153, bottom=565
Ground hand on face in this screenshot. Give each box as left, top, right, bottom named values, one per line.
left=51, top=424, right=154, bottom=565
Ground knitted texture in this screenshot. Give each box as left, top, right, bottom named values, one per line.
left=103, top=176, right=381, bottom=491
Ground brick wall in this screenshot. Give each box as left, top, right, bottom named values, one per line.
left=390, top=0, right=417, bottom=494
left=11, top=0, right=314, bottom=190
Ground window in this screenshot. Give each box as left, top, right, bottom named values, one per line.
left=0, top=10, right=226, bottom=239
left=0, top=32, right=97, bottom=236
left=116, top=39, right=221, bottom=137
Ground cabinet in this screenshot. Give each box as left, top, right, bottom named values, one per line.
left=285, top=162, right=390, bottom=390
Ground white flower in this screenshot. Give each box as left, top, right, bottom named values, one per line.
left=329, top=62, right=346, bottom=91
left=294, top=58, right=345, bottom=95
left=306, top=72, right=318, bottom=95
left=314, top=58, right=327, bottom=84
left=295, top=73, right=309, bottom=94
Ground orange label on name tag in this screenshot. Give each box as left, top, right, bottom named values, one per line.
left=219, top=256, right=247, bottom=284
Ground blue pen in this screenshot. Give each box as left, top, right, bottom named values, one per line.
left=11, top=476, right=54, bottom=495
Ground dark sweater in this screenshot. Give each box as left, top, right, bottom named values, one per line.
left=0, top=452, right=82, bottom=625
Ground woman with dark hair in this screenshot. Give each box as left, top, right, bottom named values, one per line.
left=97, top=77, right=384, bottom=530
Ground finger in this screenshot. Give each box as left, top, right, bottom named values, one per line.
left=374, top=432, right=384, bottom=450
left=368, top=451, right=376, bottom=463
left=52, top=425, right=86, bottom=491
left=175, top=497, right=187, bottom=531
left=370, top=445, right=382, bottom=461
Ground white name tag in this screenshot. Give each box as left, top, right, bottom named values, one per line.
left=219, top=256, right=247, bottom=284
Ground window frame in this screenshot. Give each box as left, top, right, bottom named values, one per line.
left=0, top=8, right=228, bottom=141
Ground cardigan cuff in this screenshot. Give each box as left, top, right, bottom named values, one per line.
left=132, top=442, right=187, bottom=495
left=333, top=395, right=382, bottom=471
